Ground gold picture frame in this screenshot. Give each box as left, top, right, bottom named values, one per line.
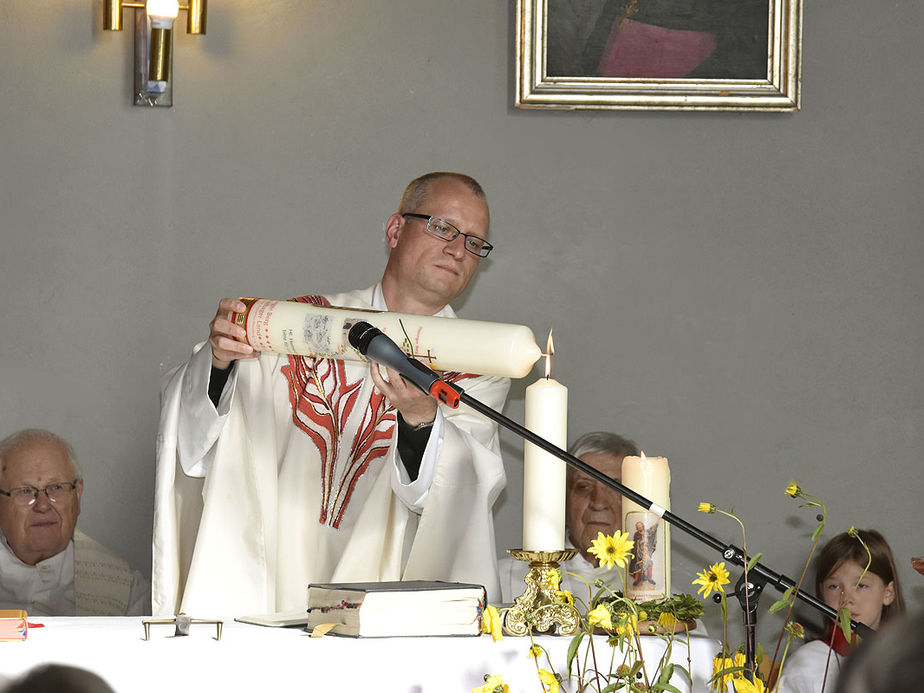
left=516, top=0, right=802, bottom=112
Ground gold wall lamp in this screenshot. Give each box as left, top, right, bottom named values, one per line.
left=104, top=0, right=207, bottom=107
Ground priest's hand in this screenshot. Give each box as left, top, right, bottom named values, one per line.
left=369, top=363, right=437, bottom=428
left=209, top=297, right=259, bottom=369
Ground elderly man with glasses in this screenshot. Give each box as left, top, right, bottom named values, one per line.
left=154, top=172, right=509, bottom=615
left=0, top=429, right=149, bottom=616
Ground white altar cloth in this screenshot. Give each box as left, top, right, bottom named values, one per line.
left=0, top=617, right=719, bottom=692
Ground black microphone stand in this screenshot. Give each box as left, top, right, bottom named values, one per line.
left=443, top=381, right=873, bottom=675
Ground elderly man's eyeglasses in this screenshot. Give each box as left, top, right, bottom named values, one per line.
left=402, top=213, right=494, bottom=258
left=0, top=481, right=80, bottom=506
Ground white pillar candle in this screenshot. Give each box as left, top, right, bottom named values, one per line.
left=522, top=365, right=568, bottom=552
left=232, top=298, right=542, bottom=378
left=622, top=453, right=671, bottom=600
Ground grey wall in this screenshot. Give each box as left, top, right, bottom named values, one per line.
left=1, top=1, right=921, bottom=641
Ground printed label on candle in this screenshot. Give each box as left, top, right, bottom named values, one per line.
left=625, top=511, right=668, bottom=602
left=232, top=298, right=542, bottom=377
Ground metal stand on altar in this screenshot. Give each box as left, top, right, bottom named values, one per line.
left=142, top=613, right=223, bottom=641
left=503, top=549, right=581, bottom=636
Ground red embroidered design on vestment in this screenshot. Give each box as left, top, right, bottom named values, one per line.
left=280, top=295, right=395, bottom=528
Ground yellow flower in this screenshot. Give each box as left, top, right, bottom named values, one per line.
left=586, top=604, right=613, bottom=631
left=713, top=653, right=748, bottom=690
left=698, top=502, right=717, bottom=513
left=588, top=530, right=634, bottom=570
left=733, top=677, right=767, bottom=693
left=527, top=644, right=543, bottom=660
left=481, top=604, right=504, bottom=642
left=693, top=562, right=731, bottom=598
left=638, top=610, right=648, bottom=621
left=473, top=674, right=509, bottom=693
left=847, top=525, right=859, bottom=538
left=538, top=669, right=560, bottom=693
left=544, top=568, right=561, bottom=591
left=713, top=656, right=734, bottom=690
left=785, top=481, right=801, bottom=498
left=657, top=612, right=677, bottom=629
left=557, top=589, right=574, bottom=606
left=616, top=611, right=638, bottom=637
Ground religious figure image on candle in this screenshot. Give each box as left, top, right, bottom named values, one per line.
left=625, top=512, right=666, bottom=600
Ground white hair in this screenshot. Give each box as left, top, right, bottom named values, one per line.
left=0, top=429, right=83, bottom=482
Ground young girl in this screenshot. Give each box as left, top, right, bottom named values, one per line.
left=777, top=529, right=906, bottom=693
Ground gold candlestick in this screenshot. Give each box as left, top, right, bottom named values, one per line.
left=503, top=549, right=581, bottom=636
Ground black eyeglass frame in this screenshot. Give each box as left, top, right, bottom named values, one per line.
left=0, top=480, right=81, bottom=506
left=401, top=213, right=494, bottom=258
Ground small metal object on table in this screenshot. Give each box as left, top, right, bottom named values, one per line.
left=503, top=549, right=581, bottom=636
left=142, top=613, right=223, bottom=641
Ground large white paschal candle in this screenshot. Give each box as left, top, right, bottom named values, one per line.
left=522, top=332, right=568, bottom=551
left=621, top=452, right=671, bottom=600
left=232, top=298, right=542, bottom=378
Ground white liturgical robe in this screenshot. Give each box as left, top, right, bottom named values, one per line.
left=0, top=529, right=149, bottom=616
left=153, top=284, right=509, bottom=615
left=776, top=640, right=844, bottom=693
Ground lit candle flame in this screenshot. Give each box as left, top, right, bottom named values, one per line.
left=544, top=330, right=554, bottom=378
left=640, top=450, right=647, bottom=460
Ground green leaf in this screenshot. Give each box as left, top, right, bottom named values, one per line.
left=812, top=521, right=826, bottom=542
left=651, top=684, right=684, bottom=693
left=566, top=630, right=585, bottom=677
left=746, top=553, right=763, bottom=572
left=838, top=607, right=852, bottom=642
left=768, top=597, right=789, bottom=614
left=769, top=586, right=796, bottom=614
left=657, top=663, right=675, bottom=684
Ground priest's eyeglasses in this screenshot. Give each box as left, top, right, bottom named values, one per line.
left=402, top=213, right=494, bottom=258
left=0, top=481, right=80, bottom=506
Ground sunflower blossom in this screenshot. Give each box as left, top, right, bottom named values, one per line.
left=615, top=611, right=639, bottom=637
left=527, top=644, right=543, bottom=660
left=733, top=676, right=767, bottom=693
left=713, top=656, right=735, bottom=690
left=557, top=589, right=574, bottom=606
left=698, top=501, right=717, bottom=513
left=544, top=568, right=561, bottom=591
left=473, top=674, right=509, bottom=693
left=482, top=604, right=504, bottom=642
left=586, top=604, right=613, bottom=631
left=538, top=669, right=560, bottom=693
left=658, top=612, right=677, bottom=629
left=588, top=530, right=634, bottom=570
left=713, top=653, right=747, bottom=690
left=785, top=481, right=801, bottom=498
left=693, top=562, right=731, bottom=598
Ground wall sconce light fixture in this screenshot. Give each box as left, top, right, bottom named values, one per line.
left=104, top=0, right=207, bottom=107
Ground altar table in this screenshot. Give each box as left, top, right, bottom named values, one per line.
left=0, top=617, right=719, bottom=692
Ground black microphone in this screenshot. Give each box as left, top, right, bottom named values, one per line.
left=347, top=321, right=461, bottom=408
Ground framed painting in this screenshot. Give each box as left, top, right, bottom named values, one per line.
left=516, top=0, right=802, bottom=112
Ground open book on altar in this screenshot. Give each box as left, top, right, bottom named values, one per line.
left=235, top=610, right=311, bottom=628
left=306, top=580, right=487, bottom=637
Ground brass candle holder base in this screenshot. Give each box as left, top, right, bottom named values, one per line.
left=503, top=549, right=581, bottom=636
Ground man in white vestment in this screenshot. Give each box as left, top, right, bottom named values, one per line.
left=499, top=432, right=639, bottom=603
left=0, top=429, right=150, bottom=616
left=153, top=172, right=509, bottom=615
